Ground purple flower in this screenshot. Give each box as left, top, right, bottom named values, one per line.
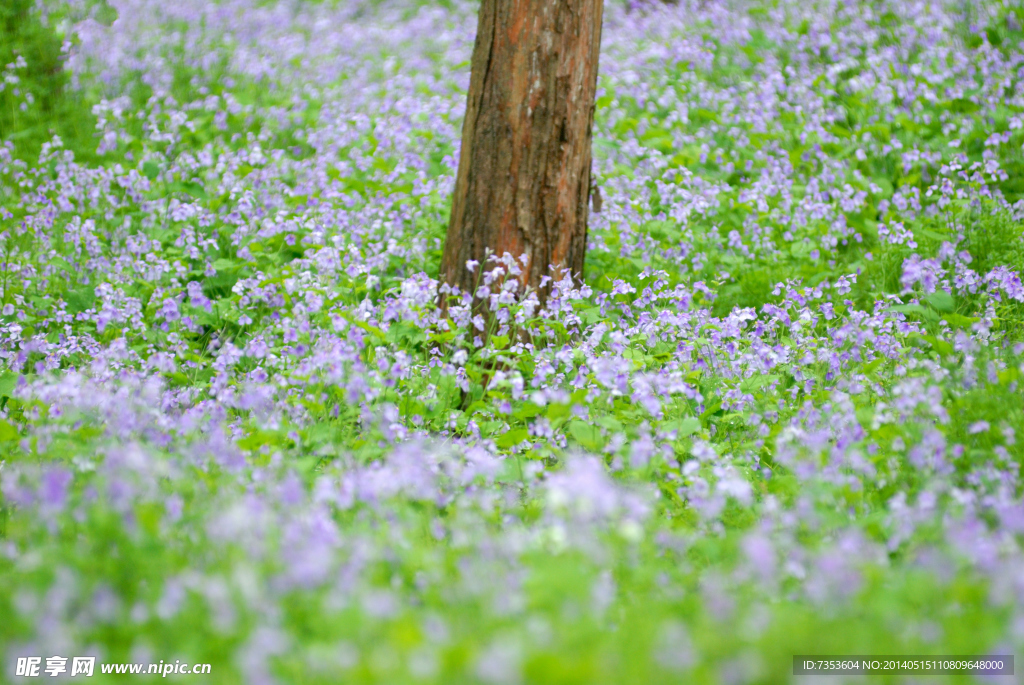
left=39, top=468, right=73, bottom=512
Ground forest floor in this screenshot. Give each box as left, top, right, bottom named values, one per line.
left=2, top=0, right=1024, bottom=683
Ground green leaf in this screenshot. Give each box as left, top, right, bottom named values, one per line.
left=923, top=334, right=954, bottom=357
left=0, top=371, right=18, bottom=398
left=789, top=241, right=813, bottom=259
left=925, top=291, right=954, bottom=313
left=740, top=374, right=779, bottom=392
left=337, top=312, right=386, bottom=341
left=65, top=286, right=96, bottom=314
left=667, top=416, right=701, bottom=437
left=580, top=307, right=603, bottom=325
left=918, top=228, right=947, bottom=242
left=545, top=402, right=571, bottom=421
left=700, top=397, right=722, bottom=424
left=872, top=177, right=894, bottom=197
left=888, top=304, right=928, bottom=316
left=496, top=427, right=530, bottom=449
left=295, top=455, right=322, bottom=476
left=181, top=181, right=208, bottom=200
left=597, top=416, right=623, bottom=433
left=568, top=420, right=603, bottom=451
left=0, top=419, right=18, bottom=442
left=513, top=403, right=543, bottom=421
left=93, top=1, right=119, bottom=26
left=862, top=358, right=885, bottom=376
left=237, top=429, right=287, bottom=452
left=942, top=312, right=977, bottom=329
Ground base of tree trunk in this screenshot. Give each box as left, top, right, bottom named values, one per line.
left=440, top=0, right=604, bottom=308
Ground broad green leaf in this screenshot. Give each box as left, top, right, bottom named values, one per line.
left=943, top=312, right=977, bottom=329
left=925, top=291, right=954, bottom=312
left=568, top=420, right=603, bottom=451
left=496, top=427, right=530, bottom=449
left=0, top=419, right=18, bottom=442
left=923, top=334, right=954, bottom=357
left=0, top=372, right=18, bottom=398
left=888, top=304, right=928, bottom=316
left=666, top=416, right=701, bottom=437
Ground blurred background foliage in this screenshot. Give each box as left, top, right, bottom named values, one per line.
left=0, top=0, right=116, bottom=162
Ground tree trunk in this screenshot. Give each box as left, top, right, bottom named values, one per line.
left=440, top=0, right=604, bottom=306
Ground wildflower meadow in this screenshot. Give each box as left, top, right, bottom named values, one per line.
left=2, top=0, right=1024, bottom=682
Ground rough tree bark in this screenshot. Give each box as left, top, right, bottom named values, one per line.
left=440, top=0, right=604, bottom=306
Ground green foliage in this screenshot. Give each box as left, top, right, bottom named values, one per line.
left=1, top=1, right=1023, bottom=683
left=0, top=0, right=106, bottom=161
